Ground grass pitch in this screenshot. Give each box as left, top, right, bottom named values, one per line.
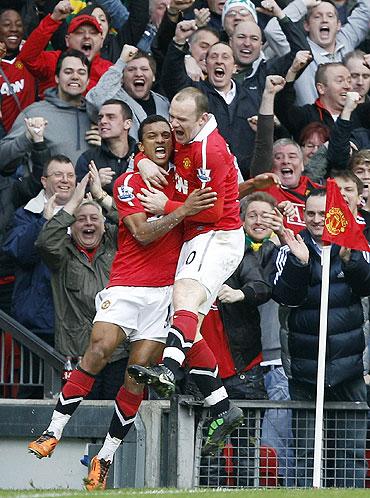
left=0, top=489, right=369, bottom=498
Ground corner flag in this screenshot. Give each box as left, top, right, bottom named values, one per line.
left=322, top=178, right=369, bottom=251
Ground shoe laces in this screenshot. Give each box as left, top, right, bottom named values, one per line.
left=36, top=431, right=55, bottom=443
left=97, top=458, right=111, bottom=483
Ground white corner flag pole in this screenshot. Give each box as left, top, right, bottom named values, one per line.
left=313, top=244, right=331, bottom=488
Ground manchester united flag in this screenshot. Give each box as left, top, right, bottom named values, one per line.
left=322, top=178, right=370, bottom=251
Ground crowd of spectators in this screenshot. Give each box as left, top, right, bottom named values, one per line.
left=1, top=0, right=370, bottom=487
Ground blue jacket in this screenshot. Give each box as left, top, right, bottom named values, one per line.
left=272, top=230, right=370, bottom=387
left=2, top=191, right=54, bottom=335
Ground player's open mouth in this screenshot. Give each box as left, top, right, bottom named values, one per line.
left=155, top=146, right=166, bottom=159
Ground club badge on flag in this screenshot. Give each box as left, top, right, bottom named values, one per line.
left=322, top=178, right=370, bottom=251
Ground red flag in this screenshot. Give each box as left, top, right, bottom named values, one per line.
left=322, top=178, right=370, bottom=251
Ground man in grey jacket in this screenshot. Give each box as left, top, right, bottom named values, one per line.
left=263, top=0, right=370, bottom=105
left=86, top=44, right=169, bottom=139
left=0, top=49, right=93, bottom=173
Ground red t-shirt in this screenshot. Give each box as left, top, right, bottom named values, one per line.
left=261, top=176, right=320, bottom=235
left=0, top=54, right=36, bottom=132
left=108, top=170, right=183, bottom=287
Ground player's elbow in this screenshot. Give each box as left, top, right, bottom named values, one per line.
left=132, top=230, right=153, bottom=246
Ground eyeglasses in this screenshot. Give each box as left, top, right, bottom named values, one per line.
left=225, top=8, right=252, bottom=17
left=47, top=172, right=76, bottom=180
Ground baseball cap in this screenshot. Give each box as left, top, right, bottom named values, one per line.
left=68, top=15, right=103, bottom=34
left=222, top=0, right=258, bottom=26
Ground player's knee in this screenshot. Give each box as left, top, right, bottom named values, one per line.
left=89, top=337, right=114, bottom=363
left=173, top=279, right=206, bottom=311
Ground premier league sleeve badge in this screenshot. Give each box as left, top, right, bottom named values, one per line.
left=118, top=185, right=135, bottom=203
left=197, top=168, right=211, bottom=189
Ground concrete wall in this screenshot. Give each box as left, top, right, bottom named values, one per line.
left=0, top=398, right=169, bottom=490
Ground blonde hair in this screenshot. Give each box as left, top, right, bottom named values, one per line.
left=350, top=149, right=370, bottom=169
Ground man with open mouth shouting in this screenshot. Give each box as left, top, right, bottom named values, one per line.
left=18, top=0, right=112, bottom=98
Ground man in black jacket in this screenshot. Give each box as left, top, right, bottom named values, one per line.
left=160, top=2, right=309, bottom=179
left=275, top=59, right=370, bottom=142
left=272, top=188, right=370, bottom=487
left=76, top=99, right=136, bottom=195
left=0, top=119, right=46, bottom=315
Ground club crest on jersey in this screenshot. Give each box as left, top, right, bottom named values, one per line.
left=118, top=185, right=135, bottom=202
left=197, top=168, right=211, bottom=184
left=183, top=157, right=191, bottom=169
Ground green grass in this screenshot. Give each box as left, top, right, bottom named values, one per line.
left=0, top=489, right=369, bottom=498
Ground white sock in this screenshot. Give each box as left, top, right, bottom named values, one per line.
left=97, top=433, right=122, bottom=463
left=46, top=411, right=71, bottom=440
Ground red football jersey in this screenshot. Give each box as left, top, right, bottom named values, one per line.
left=108, top=170, right=183, bottom=287
left=0, top=55, right=36, bottom=132
left=261, top=176, right=320, bottom=235
left=172, top=116, right=242, bottom=241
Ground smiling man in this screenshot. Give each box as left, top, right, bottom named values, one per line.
left=272, top=186, right=370, bottom=487
left=0, top=8, right=37, bottom=132
left=264, top=0, right=370, bottom=105
left=0, top=50, right=93, bottom=171
left=18, top=0, right=112, bottom=97
left=2, top=154, right=77, bottom=350
left=160, top=8, right=309, bottom=179
left=86, top=44, right=170, bottom=140
left=221, top=0, right=257, bottom=38
left=76, top=99, right=136, bottom=195
left=343, top=50, right=370, bottom=104
left=274, top=62, right=369, bottom=143
left=259, top=138, right=319, bottom=234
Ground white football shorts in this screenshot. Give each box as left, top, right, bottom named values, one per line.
left=175, top=227, right=245, bottom=314
left=93, top=285, right=173, bottom=343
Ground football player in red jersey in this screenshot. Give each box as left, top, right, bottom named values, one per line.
left=129, top=87, right=246, bottom=456
left=28, top=114, right=216, bottom=490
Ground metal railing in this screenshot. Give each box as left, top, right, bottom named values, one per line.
left=0, top=309, right=64, bottom=399
left=194, top=400, right=370, bottom=489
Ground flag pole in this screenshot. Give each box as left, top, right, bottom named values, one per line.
left=312, top=243, right=331, bottom=488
